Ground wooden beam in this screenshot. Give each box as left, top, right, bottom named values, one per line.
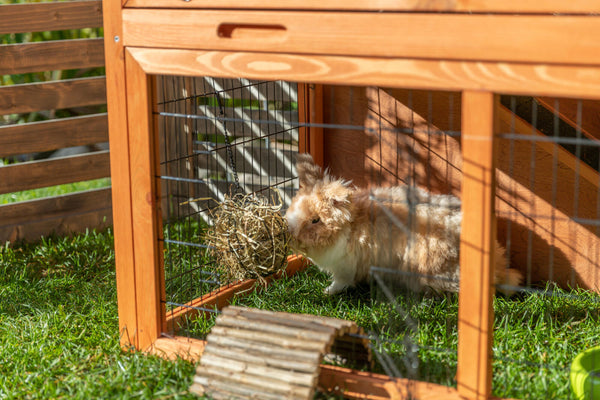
left=0, top=1, right=103, bottom=35
left=125, top=49, right=165, bottom=350
left=0, top=114, right=108, bottom=158
left=0, top=151, right=110, bottom=195
left=123, top=0, right=600, bottom=14
left=457, top=91, right=496, bottom=400
left=297, top=84, right=324, bottom=168
left=536, top=97, right=600, bottom=142
left=122, top=10, right=600, bottom=66
left=0, top=188, right=112, bottom=244
left=127, top=48, right=600, bottom=100
left=0, top=39, right=105, bottom=75
left=103, top=0, right=138, bottom=350
left=0, top=77, right=106, bottom=115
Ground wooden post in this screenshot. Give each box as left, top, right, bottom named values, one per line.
left=102, top=0, right=140, bottom=350
left=457, top=91, right=496, bottom=399
left=297, top=83, right=324, bottom=168
left=125, top=49, right=166, bottom=351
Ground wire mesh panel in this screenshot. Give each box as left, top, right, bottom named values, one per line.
left=155, top=76, right=300, bottom=334
left=493, top=95, right=600, bottom=399
left=152, top=78, right=600, bottom=399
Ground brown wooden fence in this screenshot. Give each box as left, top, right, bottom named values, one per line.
left=0, top=0, right=110, bottom=243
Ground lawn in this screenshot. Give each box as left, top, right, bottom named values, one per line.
left=1, top=228, right=599, bottom=399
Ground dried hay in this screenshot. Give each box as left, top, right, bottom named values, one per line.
left=204, top=191, right=290, bottom=284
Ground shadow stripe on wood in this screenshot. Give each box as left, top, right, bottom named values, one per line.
left=0, top=0, right=103, bottom=35
left=0, top=151, right=110, bottom=195
left=0, top=39, right=105, bottom=75
left=0, top=77, right=106, bottom=115
left=0, top=114, right=108, bottom=158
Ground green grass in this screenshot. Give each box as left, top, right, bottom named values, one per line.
left=1, top=229, right=599, bottom=399
left=0, top=230, right=197, bottom=400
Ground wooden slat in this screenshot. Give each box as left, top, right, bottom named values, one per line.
left=123, top=0, right=600, bottom=14
left=457, top=91, right=496, bottom=400
left=122, top=10, right=600, bottom=66
left=149, top=335, right=206, bottom=361
left=0, top=1, right=103, bottom=35
left=126, top=51, right=165, bottom=350
left=0, top=151, right=110, bottom=195
left=0, top=77, right=106, bottom=116
left=0, top=39, right=105, bottom=75
left=0, top=188, right=112, bottom=243
left=128, top=48, right=600, bottom=100
left=102, top=0, right=138, bottom=350
left=536, top=97, right=600, bottom=142
left=0, top=114, right=108, bottom=158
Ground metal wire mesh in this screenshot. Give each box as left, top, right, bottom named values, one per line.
left=155, top=76, right=299, bottom=330
left=154, top=78, right=600, bottom=399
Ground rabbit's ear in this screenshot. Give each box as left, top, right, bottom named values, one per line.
left=296, top=153, right=323, bottom=190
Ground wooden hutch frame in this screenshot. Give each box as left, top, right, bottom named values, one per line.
left=103, top=1, right=600, bottom=399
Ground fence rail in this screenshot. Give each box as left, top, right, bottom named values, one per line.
left=0, top=0, right=110, bottom=243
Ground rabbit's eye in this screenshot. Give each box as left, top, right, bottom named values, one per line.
left=312, top=217, right=320, bottom=224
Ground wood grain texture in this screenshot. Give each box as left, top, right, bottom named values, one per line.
left=0, top=188, right=112, bottom=244
left=125, top=51, right=164, bottom=351
left=148, top=336, right=206, bottom=362
left=128, top=48, right=600, bottom=100
left=0, top=151, right=110, bottom=195
left=0, top=114, right=108, bottom=158
left=102, top=0, right=138, bottom=350
left=123, top=10, right=600, bottom=65
left=123, top=0, right=600, bottom=13
left=0, top=39, right=105, bottom=75
left=0, top=1, right=103, bottom=35
left=0, top=77, right=106, bottom=115
left=457, top=91, right=496, bottom=400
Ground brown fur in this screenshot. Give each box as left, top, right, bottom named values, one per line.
left=286, top=154, right=522, bottom=295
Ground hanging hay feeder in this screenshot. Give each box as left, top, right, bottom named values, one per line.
left=205, top=191, right=290, bottom=283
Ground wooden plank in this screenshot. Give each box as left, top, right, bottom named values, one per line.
left=148, top=335, right=206, bottom=361
left=0, top=151, right=110, bottom=195
left=0, top=188, right=112, bottom=243
left=536, top=97, right=600, bottom=142
left=123, top=0, right=600, bottom=13
left=122, top=10, right=600, bottom=65
left=102, top=0, right=138, bottom=350
left=0, top=77, right=106, bottom=116
left=128, top=48, right=600, bottom=100
left=0, top=114, right=108, bottom=158
left=125, top=50, right=165, bottom=351
left=0, top=1, right=103, bottom=35
left=166, top=254, right=309, bottom=331
left=457, top=91, right=496, bottom=400
left=0, top=39, right=105, bottom=75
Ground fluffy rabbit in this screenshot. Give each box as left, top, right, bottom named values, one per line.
left=285, top=153, right=522, bottom=295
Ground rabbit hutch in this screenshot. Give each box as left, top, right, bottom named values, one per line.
left=103, top=0, right=600, bottom=399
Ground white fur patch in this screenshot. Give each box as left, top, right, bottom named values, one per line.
left=285, top=194, right=307, bottom=234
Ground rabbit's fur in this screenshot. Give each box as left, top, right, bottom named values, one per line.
left=285, top=153, right=522, bottom=295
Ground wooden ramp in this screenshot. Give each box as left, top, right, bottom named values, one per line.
left=190, top=306, right=372, bottom=399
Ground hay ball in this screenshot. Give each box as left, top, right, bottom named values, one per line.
left=205, top=191, right=290, bottom=282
